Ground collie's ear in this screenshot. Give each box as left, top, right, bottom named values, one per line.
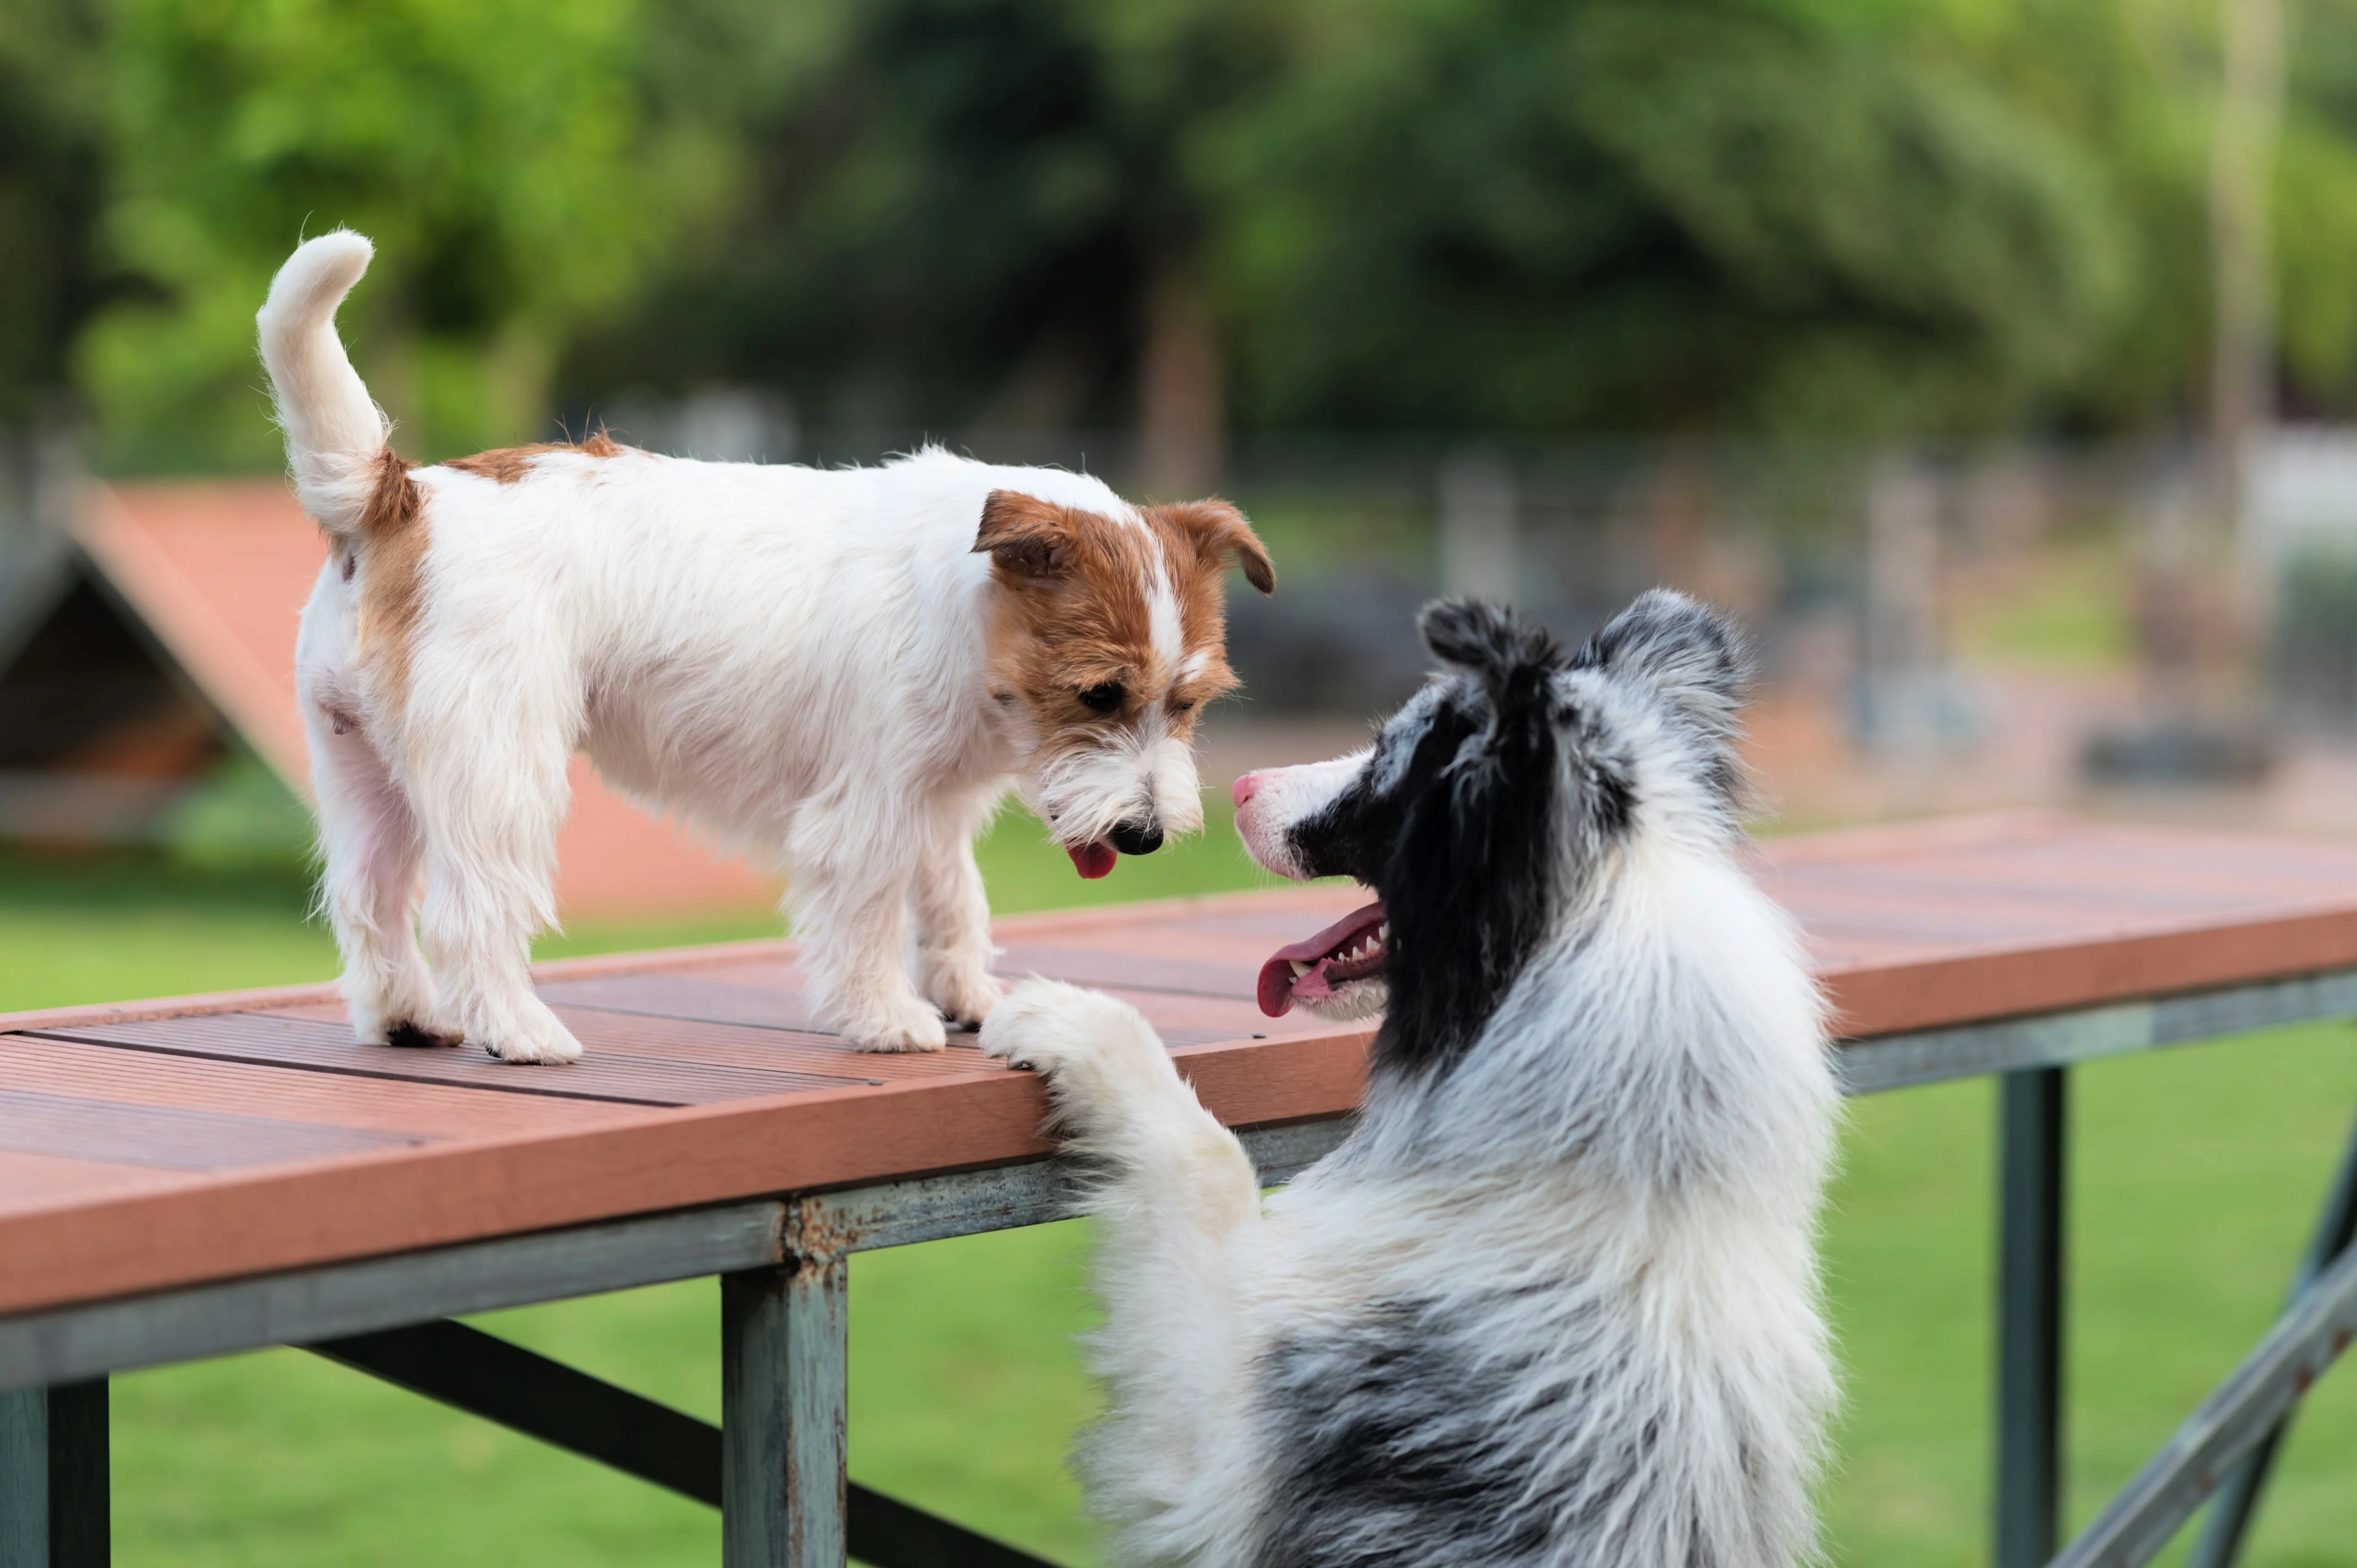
left=1386, top=600, right=1567, bottom=1076
left=1574, top=589, right=1750, bottom=747
left=1156, top=498, right=1275, bottom=594
left=975, top=491, right=1075, bottom=583
left=1418, top=598, right=1562, bottom=718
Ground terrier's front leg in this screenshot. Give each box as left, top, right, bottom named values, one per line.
left=912, top=829, right=1002, bottom=1032
left=797, top=861, right=948, bottom=1053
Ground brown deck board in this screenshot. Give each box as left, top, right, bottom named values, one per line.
left=6, top=813, right=2357, bottom=1316
left=0, top=1036, right=645, bottom=1136
left=0, top=1148, right=213, bottom=1206
left=0, top=1088, right=426, bottom=1171
left=32, top=1013, right=866, bottom=1106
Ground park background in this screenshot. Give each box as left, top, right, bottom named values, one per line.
left=4, top=0, right=2357, bottom=1563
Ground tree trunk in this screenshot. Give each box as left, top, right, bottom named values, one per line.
left=1138, top=249, right=1227, bottom=501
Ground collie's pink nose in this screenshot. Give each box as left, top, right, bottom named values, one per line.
left=1232, top=772, right=1262, bottom=809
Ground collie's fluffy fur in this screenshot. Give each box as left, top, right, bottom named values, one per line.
left=258, top=231, right=1270, bottom=1060
left=983, top=593, right=1839, bottom=1567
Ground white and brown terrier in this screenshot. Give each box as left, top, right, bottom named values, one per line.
left=257, top=231, right=1272, bottom=1061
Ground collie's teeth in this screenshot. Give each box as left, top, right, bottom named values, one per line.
left=1378, top=922, right=1389, bottom=940
left=1289, top=961, right=1310, bottom=978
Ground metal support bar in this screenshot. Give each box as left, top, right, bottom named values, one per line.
left=0, top=1199, right=786, bottom=1393
left=310, top=1320, right=716, bottom=1501
left=0, top=1381, right=107, bottom=1568
left=1839, top=967, right=2357, bottom=1096
left=725, top=1249, right=849, bottom=1568
left=1996, top=1068, right=2067, bottom=1568
left=2185, top=1102, right=2357, bottom=1568
left=2051, top=1239, right=2357, bottom=1568
left=0, top=1119, right=1356, bottom=1396
left=307, top=1319, right=1053, bottom=1568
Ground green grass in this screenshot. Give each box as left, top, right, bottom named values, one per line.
left=5, top=810, right=2357, bottom=1566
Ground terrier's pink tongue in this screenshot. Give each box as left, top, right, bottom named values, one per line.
left=1068, top=840, right=1117, bottom=879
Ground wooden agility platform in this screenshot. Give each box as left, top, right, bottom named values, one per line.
left=8, top=811, right=2357, bottom=1317
left=5, top=812, right=2357, bottom=1568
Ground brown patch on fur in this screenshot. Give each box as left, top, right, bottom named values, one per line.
left=975, top=489, right=1267, bottom=817
left=443, top=430, right=626, bottom=484
left=977, top=492, right=1158, bottom=720
left=1151, top=498, right=1276, bottom=595
left=354, top=448, right=430, bottom=711
left=1145, top=498, right=1267, bottom=729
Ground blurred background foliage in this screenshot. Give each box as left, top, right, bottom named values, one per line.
left=6, top=0, right=2357, bottom=461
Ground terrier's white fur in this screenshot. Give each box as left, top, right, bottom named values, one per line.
left=260, top=231, right=1256, bottom=1060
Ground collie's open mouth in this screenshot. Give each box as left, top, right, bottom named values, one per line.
left=1257, top=900, right=1388, bottom=1017
left=1066, top=840, right=1117, bottom=879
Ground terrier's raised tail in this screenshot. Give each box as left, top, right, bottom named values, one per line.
left=256, top=230, right=389, bottom=536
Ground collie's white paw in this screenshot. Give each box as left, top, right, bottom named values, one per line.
left=981, top=978, right=1096, bottom=1072
left=983, top=978, right=1168, bottom=1092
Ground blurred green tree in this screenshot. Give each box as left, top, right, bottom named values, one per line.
left=569, top=0, right=2168, bottom=443
left=0, top=0, right=105, bottom=424
left=1180, top=0, right=2137, bottom=435
left=20, top=0, right=2357, bottom=454
left=75, top=0, right=831, bottom=470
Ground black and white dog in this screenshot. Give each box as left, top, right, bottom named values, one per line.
left=982, top=593, right=1839, bottom=1568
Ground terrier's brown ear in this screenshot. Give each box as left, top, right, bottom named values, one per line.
left=975, top=491, right=1074, bottom=583
left=1160, top=498, right=1275, bottom=594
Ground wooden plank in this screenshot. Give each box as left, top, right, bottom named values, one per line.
left=5, top=817, right=2357, bottom=1318
left=0, top=1151, right=193, bottom=1211
left=0, top=1038, right=645, bottom=1139
left=259, top=1003, right=978, bottom=1087
left=0, top=1089, right=425, bottom=1172
left=537, top=975, right=828, bottom=1033
left=31, top=1014, right=866, bottom=1107
left=0, top=1064, right=1061, bottom=1315
left=1817, top=906, right=2357, bottom=1039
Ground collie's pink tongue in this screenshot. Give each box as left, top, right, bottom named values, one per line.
left=1257, top=900, right=1387, bottom=1017
left=1068, top=840, right=1117, bottom=879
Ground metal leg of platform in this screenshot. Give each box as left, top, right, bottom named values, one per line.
left=725, top=1244, right=849, bottom=1568
left=0, top=1381, right=107, bottom=1568
left=2185, top=1101, right=2357, bottom=1568
left=306, top=1317, right=1054, bottom=1568
left=1996, top=1067, right=2067, bottom=1568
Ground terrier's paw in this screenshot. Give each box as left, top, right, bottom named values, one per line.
left=481, top=1004, right=584, bottom=1065
left=346, top=961, right=450, bottom=1047
left=843, top=991, right=950, bottom=1053
left=383, top=1019, right=464, bottom=1049
left=924, top=961, right=1004, bottom=1033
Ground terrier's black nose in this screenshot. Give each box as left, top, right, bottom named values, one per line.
left=1109, top=820, right=1164, bottom=856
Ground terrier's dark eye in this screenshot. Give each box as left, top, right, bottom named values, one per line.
left=1079, top=682, right=1125, bottom=713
